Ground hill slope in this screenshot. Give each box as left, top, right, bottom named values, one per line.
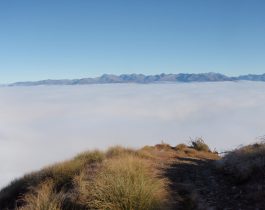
left=0, top=140, right=264, bottom=210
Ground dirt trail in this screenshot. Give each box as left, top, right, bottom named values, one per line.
left=165, top=157, right=256, bottom=210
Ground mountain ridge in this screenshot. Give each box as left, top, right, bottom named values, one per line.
left=8, top=72, right=265, bottom=86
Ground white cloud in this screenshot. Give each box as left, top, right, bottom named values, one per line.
left=0, top=81, right=265, bottom=188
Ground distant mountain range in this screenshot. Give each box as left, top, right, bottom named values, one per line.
left=9, top=73, right=265, bottom=86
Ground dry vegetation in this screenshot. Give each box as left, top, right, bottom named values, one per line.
left=215, top=141, right=265, bottom=208
left=0, top=145, right=175, bottom=210
left=0, top=139, right=264, bottom=210
left=217, top=141, right=265, bottom=181
left=75, top=155, right=169, bottom=210
left=190, top=138, right=211, bottom=152
left=18, top=180, right=63, bottom=210
left=0, top=150, right=105, bottom=209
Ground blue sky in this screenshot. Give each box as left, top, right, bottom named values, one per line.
left=0, top=0, right=265, bottom=83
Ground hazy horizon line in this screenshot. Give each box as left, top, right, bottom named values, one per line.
left=2, top=72, right=265, bottom=85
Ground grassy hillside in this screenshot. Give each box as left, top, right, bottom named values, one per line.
left=0, top=139, right=264, bottom=210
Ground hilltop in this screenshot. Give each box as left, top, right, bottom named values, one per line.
left=8, top=73, right=265, bottom=86
left=0, top=139, right=265, bottom=210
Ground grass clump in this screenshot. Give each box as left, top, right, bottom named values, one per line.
left=73, top=150, right=105, bottom=163
left=106, top=146, right=138, bottom=158
left=75, top=155, right=170, bottom=210
left=175, top=144, right=188, bottom=151
left=190, top=138, right=211, bottom=152
left=1, top=147, right=173, bottom=210
left=36, top=150, right=105, bottom=189
left=18, top=180, right=63, bottom=210
left=106, top=145, right=155, bottom=160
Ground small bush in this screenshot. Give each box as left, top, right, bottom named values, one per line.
left=18, top=180, right=63, bottom=210
left=75, top=155, right=170, bottom=210
left=190, top=138, right=211, bottom=152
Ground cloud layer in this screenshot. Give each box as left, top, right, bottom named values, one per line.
left=1, top=82, right=265, bottom=188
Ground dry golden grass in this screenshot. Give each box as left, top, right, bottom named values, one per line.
left=0, top=150, right=104, bottom=209
left=106, top=145, right=156, bottom=160
left=18, top=180, right=63, bottom=210
left=0, top=146, right=174, bottom=209
left=106, top=146, right=138, bottom=157
left=75, top=154, right=171, bottom=210
left=43, top=150, right=105, bottom=187
left=0, top=143, right=219, bottom=210
left=175, top=143, right=188, bottom=151
left=73, top=150, right=105, bottom=163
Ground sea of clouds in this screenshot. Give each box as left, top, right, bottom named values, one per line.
left=0, top=81, right=265, bottom=188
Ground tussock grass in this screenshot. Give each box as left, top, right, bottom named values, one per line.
left=73, top=150, right=105, bottom=163
left=44, top=150, right=104, bottom=188
left=1, top=144, right=196, bottom=210
left=0, top=150, right=104, bottom=209
left=106, top=146, right=154, bottom=160
left=75, top=155, right=170, bottom=210
left=18, top=180, right=63, bottom=210
left=106, top=146, right=139, bottom=158
left=175, top=143, right=188, bottom=151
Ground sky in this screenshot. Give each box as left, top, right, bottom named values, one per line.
left=0, top=0, right=265, bottom=83
left=1, top=82, right=265, bottom=187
